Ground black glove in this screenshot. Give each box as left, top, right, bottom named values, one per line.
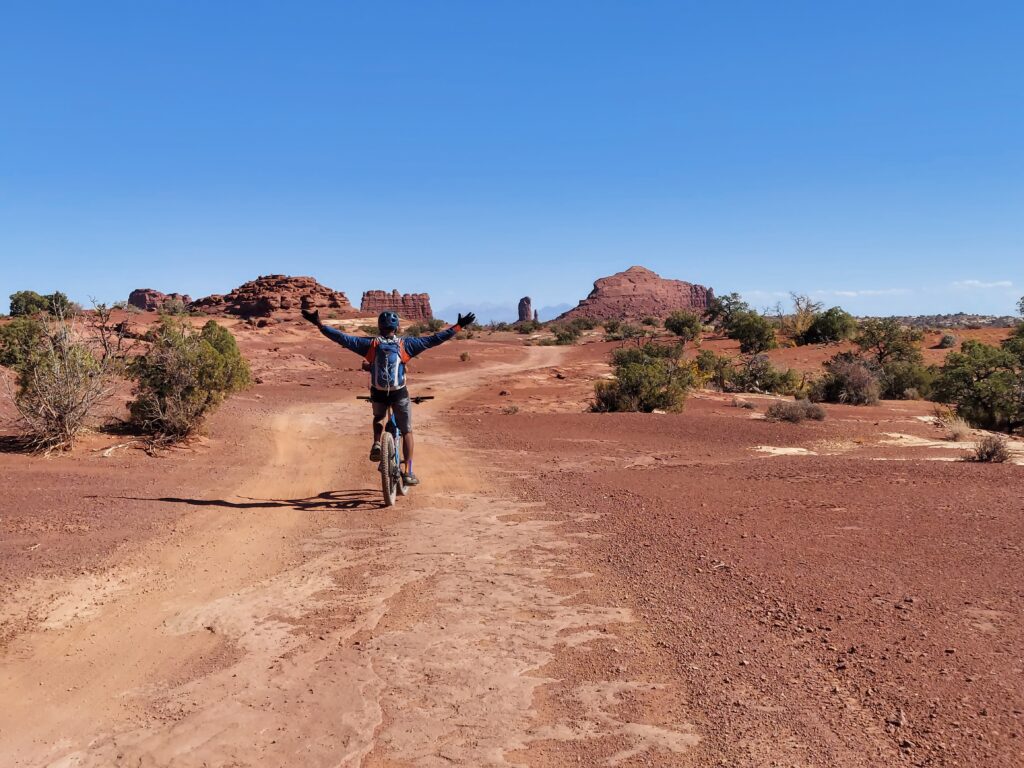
left=301, top=308, right=321, bottom=327
left=457, top=312, right=476, bottom=328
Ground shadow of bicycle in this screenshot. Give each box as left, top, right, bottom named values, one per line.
left=117, top=489, right=385, bottom=512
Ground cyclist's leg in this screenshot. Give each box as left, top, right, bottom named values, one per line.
left=370, top=401, right=388, bottom=461
left=393, top=398, right=416, bottom=481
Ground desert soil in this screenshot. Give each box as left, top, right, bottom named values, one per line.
left=1, top=324, right=1022, bottom=767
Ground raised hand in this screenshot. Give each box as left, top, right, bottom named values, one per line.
left=301, top=308, right=322, bottom=327
left=457, top=312, right=476, bottom=328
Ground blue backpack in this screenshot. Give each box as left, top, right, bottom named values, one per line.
left=366, top=337, right=411, bottom=391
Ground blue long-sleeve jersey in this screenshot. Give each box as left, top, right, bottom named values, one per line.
left=318, top=323, right=461, bottom=390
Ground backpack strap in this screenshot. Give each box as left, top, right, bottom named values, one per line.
left=397, top=338, right=411, bottom=363
left=365, top=338, right=379, bottom=364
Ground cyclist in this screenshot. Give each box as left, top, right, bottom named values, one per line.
left=301, top=307, right=475, bottom=485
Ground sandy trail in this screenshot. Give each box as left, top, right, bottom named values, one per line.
left=0, top=347, right=698, bottom=766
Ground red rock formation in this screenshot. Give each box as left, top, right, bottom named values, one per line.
left=517, top=297, right=533, bottom=323
left=189, top=275, right=354, bottom=319
left=359, top=290, right=433, bottom=322
left=557, top=266, right=713, bottom=322
left=128, top=289, right=193, bottom=312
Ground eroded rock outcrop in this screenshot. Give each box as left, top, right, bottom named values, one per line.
left=517, top=297, right=533, bottom=323
left=360, top=290, right=433, bottom=322
left=189, top=275, right=354, bottom=318
left=557, top=266, right=713, bottom=322
left=128, top=289, right=193, bottom=312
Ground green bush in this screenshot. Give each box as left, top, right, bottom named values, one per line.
left=731, top=354, right=800, bottom=395
left=516, top=320, right=541, bottom=334
left=129, top=318, right=251, bottom=440
left=937, top=334, right=958, bottom=349
left=9, top=290, right=73, bottom=318
left=880, top=359, right=935, bottom=401
left=602, top=319, right=622, bottom=335
left=695, top=349, right=734, bottom=390
left=592, top=343, right=696, bottom=413
left=0, top=317, right=45, bottom=368
left=766, top=399, right=826, bottom=423
left=855, top=318, right=922, bottom=366
left=11, top=317, right=113, bottom=451
left=604, top=322, right=647, bottom=343
left=933, top=339, right=1022, bottom=432
left=641, top=316, right=660, bottom=327
left=799, top=307, right=857, bottom=345
left=551, top=324, right=581, bottom=345
left=727, top=310, right=777, bottom=353
left=705, top=292, right=750, bottom=331
left=810, top=353, right=881, bottom=405
left=664, top=310, right=702, bottom=347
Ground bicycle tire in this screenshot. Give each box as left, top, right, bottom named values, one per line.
left=381, top=432, right=398, bottom=507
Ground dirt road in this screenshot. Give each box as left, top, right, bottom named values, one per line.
left=1, top=346, right=701, bottom=766
left=3, top=334, right=1022, bottom=767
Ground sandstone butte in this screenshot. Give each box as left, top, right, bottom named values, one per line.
left=189, top=275, right=356, bottom=319
left=128, top=289, right=193, bottom=312
left=557, top=265, right=714, bottom=322
left=359, top=290, right=433, bottom=322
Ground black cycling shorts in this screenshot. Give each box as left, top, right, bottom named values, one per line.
left=369, top=388, right=412, bottom=434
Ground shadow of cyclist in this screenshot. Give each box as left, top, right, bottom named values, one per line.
left=110, top=489, right=384, bottom=511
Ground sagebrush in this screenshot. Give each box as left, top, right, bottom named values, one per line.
left=129, top=318, right=251, bottom=440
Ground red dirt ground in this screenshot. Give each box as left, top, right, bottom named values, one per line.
left=1, top=320, right=1021, bottom=766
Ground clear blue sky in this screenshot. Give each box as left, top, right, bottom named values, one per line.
left=2, top=1, right=1022, bottom=320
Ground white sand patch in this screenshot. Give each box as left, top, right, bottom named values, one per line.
left=754, top=446, right=816, bottom=456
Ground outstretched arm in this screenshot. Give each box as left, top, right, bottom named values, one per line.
left=302, top=308, right=373, bottom=356
left=404, top=312, right=475, bottom=357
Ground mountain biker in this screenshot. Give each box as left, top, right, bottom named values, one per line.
left=301, top=307, right=476, bottom=486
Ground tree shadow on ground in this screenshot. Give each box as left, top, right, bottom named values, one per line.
left=118, top=489, right=384, bottom=512
left=0, top=435, right=35, bottom=454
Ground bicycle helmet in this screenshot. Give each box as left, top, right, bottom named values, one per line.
left=378, top=311, right=400, bottom=333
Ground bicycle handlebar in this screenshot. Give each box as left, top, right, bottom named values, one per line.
left=356, top=395, right=435, bottom=404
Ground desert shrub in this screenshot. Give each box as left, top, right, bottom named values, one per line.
left=766, top=399, right=826, bottom=423
left=937, top=334, right=958, bottom=349
left=705, top=292, right=750, bottom=331
left=604, top=322, right=648, bottom=344
left=943, top=414, right=972, bottom=442
left=129, top=318, right=251, bottom=440
left=592, top=343, right=697, bottom=413
left=602, top=318, right=622, bottom=335
left=731, top=397, right=754, bottom=409
left=695, top=349, right=733, bottom=390
left=847, top=318, right=929, bottom=400
left=799, top=307, right=857, bottom=345
left=664, top=310, right=702, bottom=347
left=810, top=354, right=881, bottom=405
left=727, top=311, right=777, bottom=354
left=516, top=320, right=541, bottom=334
left=971, top=434, right=1010, bottom=463
left=9, top=290, right=73, bottom=318
left=160, top=297, right=188, bottom=315
left=424, top=318, right=446, bottom=332
left=640, top=316, right=660, bottom=327
left=731, top=354, right=799, bottom=395
left=567, top=317, right=597, bottom=332
left=0, top=316, right=45, bottom=369
left=855, top=318, right=923, bottom=366
left=933, top=339, right=1022, bottom=432
left=551, top=324, right=581, bottom=345
left=501, top=404, right=519, bottom=415
left=488, top=321, right=513, bottom=332
left=879, top=359, right=935, bottom=401
left=9, top=317, right=114, bottom=450
left=459, top=351, right=471, bottom=362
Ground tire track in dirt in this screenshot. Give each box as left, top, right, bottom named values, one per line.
left=1, top=346, right=703, bottom=766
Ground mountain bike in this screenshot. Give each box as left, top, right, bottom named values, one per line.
left=357, top=394, right=434, bottom=507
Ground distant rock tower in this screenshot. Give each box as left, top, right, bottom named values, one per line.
left=533, top=309, right=539, bottom=323
left=518, top=296, right=533, bottom=323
